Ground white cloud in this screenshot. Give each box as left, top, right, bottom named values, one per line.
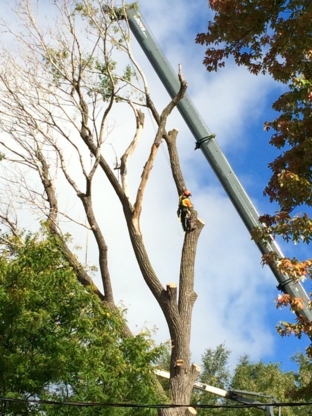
left=1, top=0, right=305, bottom=374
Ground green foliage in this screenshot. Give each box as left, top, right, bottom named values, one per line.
left=74, top=1, right=98, bottom=21
left=123, top=65, right=135, bottom=83
left=125, top=3, right=139, bottom=13
left=154, top=342, right=171, bottom=394
left=44, top=48, right=69, bottom=84
left=0, top=230, right=162, bottom=415
left=95, top=60, right=118, bottom=101
left=199, top=344, right=231, bottom=389
left=290, top=352, right=312, bottom=401
left=192, top=344, right=312, bottom=415
left=41, top=1, right=139, bottom=102
left=44, top=47, right=135, bottom=102
left=231, top=356, right=297, bottom=416
left=192, top=344, right=230, bottom=415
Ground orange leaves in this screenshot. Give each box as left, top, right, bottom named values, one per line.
left=276, top=293, right=291, bottom=308
left=261, top=254, right=312, bottom=281
left=277, top=313, right=312, bottom=351
left=275, top=211, right=291, bottom=221
left=280, top=258, right=312, bottom=280
left=260, top=251, right=277, bottom=266
left=291, top=297, right=305, bottom=311
left=256, top=212, right=312, bottom=246
left=276, top=293, right=304, bottom=313
left=277, top=170, right=299, bottom=187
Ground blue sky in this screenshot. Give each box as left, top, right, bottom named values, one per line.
left=1, top=0, right=311, bottom=378
left=137, top=0, right=311, bottom=370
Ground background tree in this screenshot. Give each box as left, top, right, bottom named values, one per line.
left=0, top=1, right=204, bottom=415
left=0, top=228, right=163, bottom=416
left=196, top=0, right=312, bottom=348
left=193, top=344, right=308, bottom=416
left=191, top=344, right=230, bottom=415
left=230, top=356, right=298, bottom=416
left=289, top=352, right=312, bottom=403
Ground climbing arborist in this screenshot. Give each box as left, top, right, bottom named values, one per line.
left=177, top=190, right=193, bottom=232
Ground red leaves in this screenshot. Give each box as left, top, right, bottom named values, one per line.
left=264, top=81, right=312, bottom=208
left=259, top=213, right=276, bottom=226
left=202, top=48, right=227, bottom=72
left=276, top=295, right=304, bottom=314
left=260, top=252, right=278, bottom=266
left=198, top=0, right=312, bottom=82
left=209, top=0, right=218, bottom=8
left=276, top=293, right=291, bottom=308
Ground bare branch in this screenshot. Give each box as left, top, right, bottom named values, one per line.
left=120, top=102, right=145, bottom=197
left=133, top=71, right=188, bottom=222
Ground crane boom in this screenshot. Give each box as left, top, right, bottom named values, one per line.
left=120, top=8, right=312, bottom=325
left=154, top=370, right=276, bottom=415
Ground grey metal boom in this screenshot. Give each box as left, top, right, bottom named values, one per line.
left=125, top=8, right=312, bottom=324
left=155, top=370, right=276, bottom=415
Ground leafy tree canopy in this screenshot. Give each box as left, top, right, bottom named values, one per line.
left=196, top=0, right=312, bottom=83
left=0, top=229, right=163, bottom=416
left=194, top=344, right=309, bottom=416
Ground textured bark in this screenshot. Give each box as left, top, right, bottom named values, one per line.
left=79, top=72, right=205, bottom=414
left=143, top=78, right=205, bottom=415
left=121, top=103, right=204, bottom=416
left=165, top=129, right=187, bottom=194
left=78, top=191, right=114, bottom=304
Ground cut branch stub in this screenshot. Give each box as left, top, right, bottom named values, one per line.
left=166, top=283, right=177, bottom=303
left=175, top=359, right=184, bottom=367
left=189, top=210, right=205, bottom=233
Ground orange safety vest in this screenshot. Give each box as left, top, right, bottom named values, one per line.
left=179, top=196, right=193, bottom=209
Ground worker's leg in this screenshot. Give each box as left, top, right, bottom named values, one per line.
left=181, top=212, right=187, bottom=231
left=185, top=213, right=191, bottom=232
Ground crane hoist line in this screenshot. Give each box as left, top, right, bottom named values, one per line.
left=107, top=6, right=312, bottom=330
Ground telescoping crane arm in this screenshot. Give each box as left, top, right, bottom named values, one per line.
left=154, top=370, right=278, bottom=416
left=121, top=7, right=312, bottom=327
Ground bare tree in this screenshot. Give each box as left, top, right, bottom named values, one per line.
left=0, top=0, right=204, bottom=414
